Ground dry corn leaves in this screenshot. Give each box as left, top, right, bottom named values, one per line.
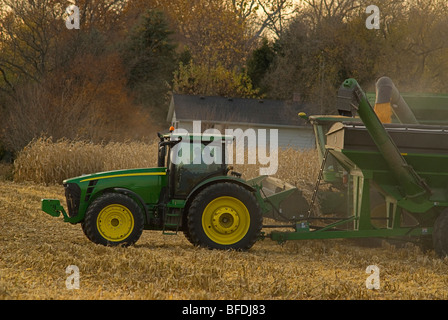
left=13, top=137, right=320, bottom=190
left=1, top=181, right=448, bottom=300
left=13, top=137, right=159, bottom=185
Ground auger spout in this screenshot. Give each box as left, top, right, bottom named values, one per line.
left=337, top=78, right=431, bottom=203
left=374, top=76, right=418, bottom=124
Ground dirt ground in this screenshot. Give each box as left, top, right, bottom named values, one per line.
left=1, top=181, right=448, bottom=300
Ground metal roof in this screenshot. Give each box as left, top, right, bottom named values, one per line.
left=168, top=94, right=316, bottom=127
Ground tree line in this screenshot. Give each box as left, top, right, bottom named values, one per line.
left=0, top=0, right=447, bottom=157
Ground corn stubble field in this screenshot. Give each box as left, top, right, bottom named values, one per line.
left=2, top=138, right=448, bottom=300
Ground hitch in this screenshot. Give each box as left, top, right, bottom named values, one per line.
left=41, top=199, right=68, bottom=219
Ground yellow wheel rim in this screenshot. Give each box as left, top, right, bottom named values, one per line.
left=202, top=196, right=250, bottom=245
left=97, top=204, right=134, bottom=242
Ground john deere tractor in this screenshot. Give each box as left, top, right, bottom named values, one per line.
left=41, top=131, right=302, bottom=250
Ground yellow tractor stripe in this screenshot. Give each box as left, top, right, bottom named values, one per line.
left=80, top=172, right=166, bottom=182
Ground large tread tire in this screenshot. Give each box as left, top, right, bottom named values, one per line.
left=182, top=213, right=194, bottom=246
left=81, top=193, right=144, bottom=247
left=433, top=210, right=448, bottom=258
left=186, top=182, right=262, bottom=250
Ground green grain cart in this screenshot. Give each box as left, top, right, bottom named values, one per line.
left=42, top=78, right=448, bottom=257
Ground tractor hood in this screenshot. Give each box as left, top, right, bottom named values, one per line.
left=63, top=167, right=167, bottom=184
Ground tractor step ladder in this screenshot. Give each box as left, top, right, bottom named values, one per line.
left=162, top=210, right=181, bottom=235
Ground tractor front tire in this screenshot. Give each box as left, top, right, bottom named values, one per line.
left=186, top=182, right=262, bottom=250
left=82, top=193, right=144, bottom=247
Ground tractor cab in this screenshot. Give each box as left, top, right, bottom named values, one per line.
left=157, top=129, right=235, bottom=198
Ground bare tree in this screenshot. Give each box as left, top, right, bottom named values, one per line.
left=0, top=0, right=127, bottom=94
left=298, top=0, right=364, bottom=27
left=230, top=0, right=297, bottom=40
left=0, top=0, right=154, bottom=151
left=0, top=0, right=62, bottom=90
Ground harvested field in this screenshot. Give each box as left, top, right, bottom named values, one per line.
left=1, top=181, right=448, bottom=300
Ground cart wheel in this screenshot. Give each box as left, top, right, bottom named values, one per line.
left=82, top=193, right=144, bottom=247
left=186, top=182, right=262, bottom=250
left=433, top=210, right=448, bottom=257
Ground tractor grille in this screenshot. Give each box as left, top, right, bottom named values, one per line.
left=64, top=183, right=81, bottom=218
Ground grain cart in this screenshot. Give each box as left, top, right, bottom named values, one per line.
left=270, top=78, right=448, bottom=257
left=41, top=132, right=306, bottom=250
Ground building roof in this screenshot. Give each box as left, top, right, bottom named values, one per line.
left=167, top=94, right=316, bottom=128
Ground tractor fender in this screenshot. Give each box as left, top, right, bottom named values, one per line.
left=112, top=187, right=150, bottom=222
left=184, top=176, right=255, bottom=211
left=80, top=187, right=149, bottom=225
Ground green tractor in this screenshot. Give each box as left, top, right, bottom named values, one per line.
left=41, top=131, right=303, bottom=250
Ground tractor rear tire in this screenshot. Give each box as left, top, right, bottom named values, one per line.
left=433, top=209, right=448, bottom=258
left=186, top=182, right=262, bottom=250
left=82, top=193, right=144, bottom=247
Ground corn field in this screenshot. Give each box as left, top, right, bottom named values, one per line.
left=13, top=137, right=159, bottom=185
left=13, top=137, right=320, bottom=189
left=2, top=139, right=448, bottom=300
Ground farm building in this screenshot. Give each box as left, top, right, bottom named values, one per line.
left=166, top=94, right=317, bottom=150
